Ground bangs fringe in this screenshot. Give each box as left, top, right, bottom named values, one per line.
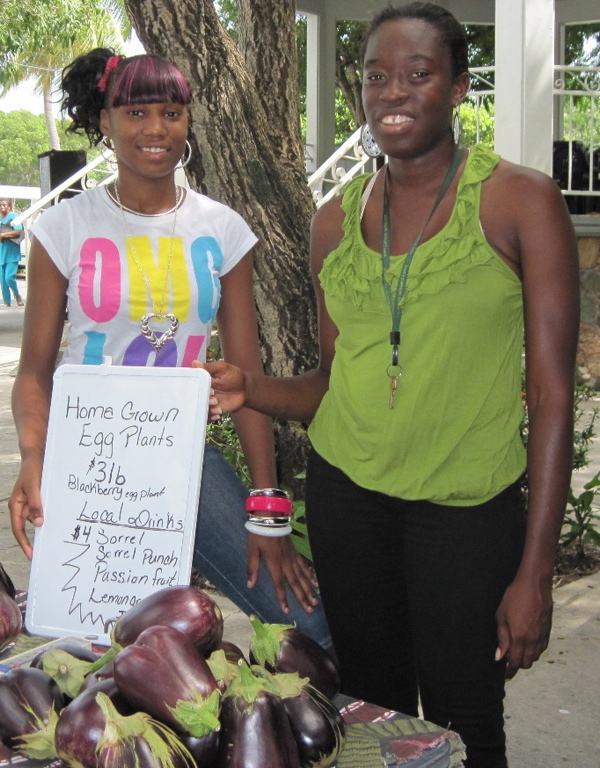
left=109, top=56, right=192, bottom=107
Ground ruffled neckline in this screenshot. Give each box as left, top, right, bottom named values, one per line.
left=319, top=144, right=502, bottom=310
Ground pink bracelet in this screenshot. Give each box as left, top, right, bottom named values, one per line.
left=245, top=495, right=293, bottom=515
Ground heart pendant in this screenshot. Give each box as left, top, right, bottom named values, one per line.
left=140, top=313, right=179, bottom=352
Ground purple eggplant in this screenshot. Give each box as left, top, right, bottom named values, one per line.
left=283, top=683, right=345, bottom=767
left=113, top=585, right=224, bottom=655
left=251, top=667, right=345, bottom=768
left=182, top=729, right=220, bottom=768
left=0, top=590, right=22, bottom=653
left=54, top=678, right=135, bottom=767
left=0, top=666, right=63, bottom=758
left=80, top=657, right=115, bottom=690
left=114, top=624, right=221, bottom=738
left=218, top=639, right=247, bottom=665
left=216, top=663, right=301, bottom=768
left=249, top=616, right=341, bottom=699
left=0, top=562, right=16, bottom=600
left=94, top=692, right=195, bottom=768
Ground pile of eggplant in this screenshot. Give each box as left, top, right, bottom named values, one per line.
left=0, top=585, right=345, bottom=768
left=0, top=563, right=22, bottom=654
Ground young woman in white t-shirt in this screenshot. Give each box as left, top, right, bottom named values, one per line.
left=9, top=48, right=328, bottom=645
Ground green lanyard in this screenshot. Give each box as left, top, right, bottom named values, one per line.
left=382, top=145, right=464, bottom=408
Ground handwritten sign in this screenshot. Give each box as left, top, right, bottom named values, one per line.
left=26, top=362, right=211, bottom=645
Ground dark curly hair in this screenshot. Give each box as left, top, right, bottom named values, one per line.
left=61, top=48, right=192, bottom=146
left=365, top=2, right=469, bottom=79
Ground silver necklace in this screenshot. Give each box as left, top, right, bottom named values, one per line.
left=106, top=184, right=182, bottom=217
left=113, top=181, right=181, bottom=352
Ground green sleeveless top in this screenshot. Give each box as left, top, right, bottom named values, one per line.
left=308, top=144, right=526, bottom=506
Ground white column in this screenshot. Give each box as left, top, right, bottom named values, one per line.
left=494, top=0, right=555, bottom=174
left=304, top=12, right=320, bottom=174
left=304, top=10, right=337, bottom=171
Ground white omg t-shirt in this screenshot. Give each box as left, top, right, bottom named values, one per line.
left=32, top=186, right=257, bottom=367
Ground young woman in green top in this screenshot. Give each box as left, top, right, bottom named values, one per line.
left=199, top=4, right=580, bottom=765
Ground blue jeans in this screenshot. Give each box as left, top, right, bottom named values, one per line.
left=305, top=449, right=526, bottom=768
left=192, top=445, right=331, bottom=648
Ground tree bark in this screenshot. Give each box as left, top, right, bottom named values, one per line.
left=237, top=0, right=305, bottom=173
left=337, top=53, right=365, bottom=129
left=124, top=0, right=318, bottom=490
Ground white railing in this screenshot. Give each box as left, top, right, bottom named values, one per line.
left=465, top=66, right=495, bottom=146
left=12, top=149, right=117, bottom=230
left=553, top=65, right=600, bottom=206
left=307, top=129, right=379, bottom=207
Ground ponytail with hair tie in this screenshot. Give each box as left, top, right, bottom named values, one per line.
left=97, top=56, right=121, bottom=93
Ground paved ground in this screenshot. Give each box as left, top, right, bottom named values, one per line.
left=1, top=278, right=599, bottom=766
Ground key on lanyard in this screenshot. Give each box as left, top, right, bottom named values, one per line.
left=387, top=363, right=402, bottom=410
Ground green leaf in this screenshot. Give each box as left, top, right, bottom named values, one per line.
left=15, top=707, right=59, bottom=760
left=96, top=692, right=194, bottom=768
left=290, top=532, right=313, bottom=561
left=223, top=661, right=280, bottom=704
left=248, top=615, right=292, bottom=668
left=172, top=689, right=221, bottom=739
left=207, top=649, right=241, bottom=688
left=251, top=665, right=308, bottom=698
left=42, top=648, right=94, bottom=699
left=585, top=527, right=600, bottom=545
left=584, top=471, right=600, bottom=490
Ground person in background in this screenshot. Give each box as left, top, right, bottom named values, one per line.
left=200, top=3, right=580, bottom=765
left=0, top=198, right=25, bottom=307
left=8, top=49, right=329, bottom=648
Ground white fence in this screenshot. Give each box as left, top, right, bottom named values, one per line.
left=554, top=65, right=600, bottom=208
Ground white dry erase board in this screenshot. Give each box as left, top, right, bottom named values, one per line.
left=26, top=361, right=211, bottom=645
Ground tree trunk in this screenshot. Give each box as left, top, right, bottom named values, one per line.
left=238, top=0, right=305, bottom=174
left=124, top=0, right=318, bottom=491
left=337, top=54, right=365, bottom=129
left=43, top=85, right=61, bottom=150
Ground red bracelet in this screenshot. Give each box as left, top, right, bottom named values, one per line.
left=245, top=495, right=293, bottom=515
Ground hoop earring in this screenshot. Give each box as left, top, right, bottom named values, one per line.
left=100, top=136, right=118, bottom=171
left=176, top=140, right=192, bottom=170
left=360, top=123, right=382, bottom=158
left=452, top=106, right=462, bottom=146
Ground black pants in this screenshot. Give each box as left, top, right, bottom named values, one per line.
left=305, top=450, right=526, bottom=768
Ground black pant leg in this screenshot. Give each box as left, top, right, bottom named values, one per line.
left=305, top=449, right=419, bottom=716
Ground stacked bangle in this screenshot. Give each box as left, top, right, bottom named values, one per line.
left=245, top=488, right=292, bottom=537
left=248, top=488, right=289, bottom=498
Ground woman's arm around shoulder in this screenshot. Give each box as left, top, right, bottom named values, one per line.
left=484, top=160, right=580, bottom=679
left=215, top=249, right=319, bottom=615
left=9, top=238, right=68, bottom=559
